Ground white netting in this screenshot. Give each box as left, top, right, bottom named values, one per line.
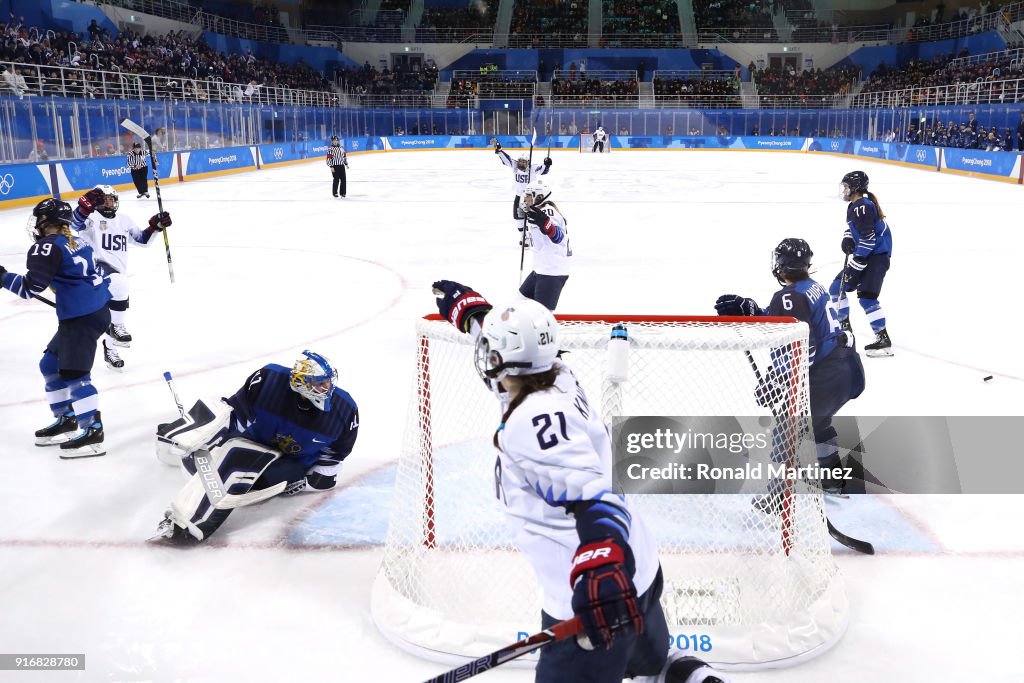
left=580, top=133, right=612, bottom=152
left=372, top=316, right=846, bottom=669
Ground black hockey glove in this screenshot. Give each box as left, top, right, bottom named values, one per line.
left=149, top=211, right=172, bottom=230
left=666, top=657, right=729, bottom=683
left=753, top=367, right=784, bottom=409
left=841, top=235, right=856, bottom=255
left=432, top=280, right=493, bottom=333
left=543, top=156, right=552, bottom=167
left=714, top=295, right=760, bottom=317
left=525, top=206, right=555, bottom=236
left=570, top=538, right=644, bottom=650
left=493, top=141, right=502, bottom=153
left=0, top=265, right=6, bottom=280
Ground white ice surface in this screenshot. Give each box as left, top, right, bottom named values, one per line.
left=1, top=149, right=1022, bottom=682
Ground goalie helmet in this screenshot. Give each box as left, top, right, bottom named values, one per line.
left=474, top=299, right=559, bottom=383
left=94, top=184, right=119, bottom=218
left=839, top=170, right=868, bottom=201
left=27, top=198, right=73, bottom=241
left=771, top=238, right=813, bottom=284
left=290, top=350, right=338, bottom=411
left=516, top=153, right=529, bottom=171
left=522, top=182, right=551, bottom=207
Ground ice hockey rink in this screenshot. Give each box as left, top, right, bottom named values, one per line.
left=1, top=147, right=1022, bottom=682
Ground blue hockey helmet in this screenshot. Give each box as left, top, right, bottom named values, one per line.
left=772, top=238, right=813, bottom=284
left=290, top=350, right=338, bottom=411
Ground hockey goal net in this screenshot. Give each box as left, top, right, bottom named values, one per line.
left=372, top=315, right=846, bottom=669
left=580, top=132, right=612, bottom=152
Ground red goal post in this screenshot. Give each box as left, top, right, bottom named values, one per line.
left=372, top=313, right=846, bottom=670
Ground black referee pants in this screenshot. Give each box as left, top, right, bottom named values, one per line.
left=331, top=166, right=346, bottom=197
left=131, top=167, right=148, bottom=195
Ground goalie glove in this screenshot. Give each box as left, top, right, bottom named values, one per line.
left=570, top=538, right=644, bottom=650
left=431, top=280, right=492, bottom=333
left=714, top=294, right=761, bottom=317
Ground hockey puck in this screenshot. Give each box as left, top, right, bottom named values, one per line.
left=983, top=375, right=993, bottom=382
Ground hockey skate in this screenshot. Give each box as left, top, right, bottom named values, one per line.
left=59, top=412, right=105, bottom=458
left=149, top=511, right=199, bottom=546
left=107, top=323, right=132, bottom=347
left=144, top=192, right=150, bottom=198
left=103, top=340, right=125, bottom=371
left=136, top=193, right=143, bottom=199
left=35, top=411, right=78, bottom=446
left=864, top=328, right=893, bottom=357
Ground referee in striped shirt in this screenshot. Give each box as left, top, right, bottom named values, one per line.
left=127, top=142, right=150, bottom=198
left=327, top=135, right=348, bottom=198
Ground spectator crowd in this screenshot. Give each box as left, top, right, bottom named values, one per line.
left=1, top=15, right=333, bottom=102
left=653, top=75, right=742, bottom=107
left=338, top=59, right=439, bottom=106
left=753, top=64, right=861, bottom=105
left=510, top=0, right=588, bottom=47
left=551, top=76, right=640, bottom=106
left=857, top=50, right=1024, bottom=106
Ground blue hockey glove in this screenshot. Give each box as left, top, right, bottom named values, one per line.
left=432, top=280, right=493, bottom=333
left=841, top=235, right=856, bottom=254
left=714, top=295, right=760, bottom=317
left=570, top=538, right=644, bottom=650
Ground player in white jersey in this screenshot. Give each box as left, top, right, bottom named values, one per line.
left=430, top=280, right=726, bottom=683
left=71, top=185, right=171, bottom=370
left=520, top=183, right=571, bottom=310
left=494, top=140, right=551, bottom=231
left=592, top=126, right=608, bottom=152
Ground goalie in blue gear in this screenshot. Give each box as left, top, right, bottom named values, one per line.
left=715, top=238, right=865, bottom=498
left=152, top=350, right=359, bottom=544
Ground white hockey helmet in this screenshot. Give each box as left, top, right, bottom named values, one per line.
left=94, top=184, right=119, bottom=218
left=515, top=153, right=529, bottom=171
left=290, top=350, right=338, bottom=411
left=474, top=299, right=559, bottom=383
left=523, top=182, right=551, bottom=206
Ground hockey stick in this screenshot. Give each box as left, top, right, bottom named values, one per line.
left=31, top=292, right=56, bottom=308
left=744, top=350, right=875, bottom=555
left=421, top=617, right=582, bottom=683
left=518, top=125, right=538, bottom=283
left=120, top=118, right=175, bottom=283
left=163, top=370, right=185, bottom=418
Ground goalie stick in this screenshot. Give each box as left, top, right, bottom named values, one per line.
left=421, top=617, right=582, bottom=683
left=120, top=118, right=175, bottom=283
left=743, top=350, right=875, bottom=555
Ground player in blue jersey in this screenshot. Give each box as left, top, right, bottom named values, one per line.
left=152, top=350, right=359, bottom=544
left=0, top=198, right=111, bottom=458
left=716, top=239, right=865, bottom=496
left=830, top=170, right=894, bottom=357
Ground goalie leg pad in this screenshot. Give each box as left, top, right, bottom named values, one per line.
left=155, top=398, right=233, bottom=457
left=168, top=438, right=280, bottom=541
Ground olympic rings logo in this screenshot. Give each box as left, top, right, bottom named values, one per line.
left=0, top=173, right=14, bottom=195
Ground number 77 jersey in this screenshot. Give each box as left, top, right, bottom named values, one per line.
left=21, top=233, right=110, bottom=320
